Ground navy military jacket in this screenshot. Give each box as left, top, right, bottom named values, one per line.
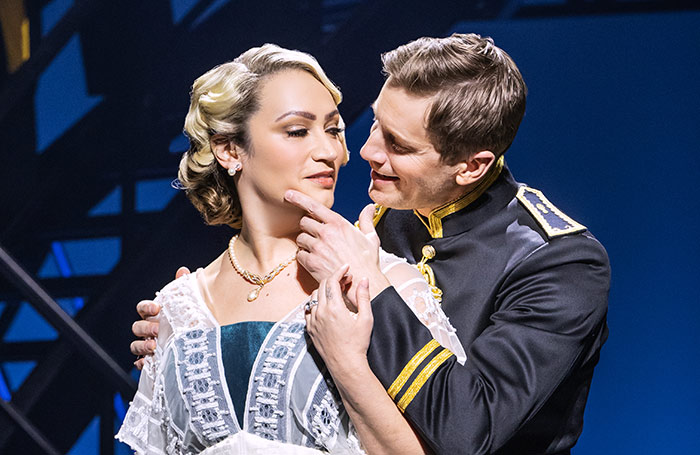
left=368, top=163, right=610, bottom=454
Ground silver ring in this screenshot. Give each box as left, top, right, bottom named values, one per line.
left=304, top=298, right=319, bottom=312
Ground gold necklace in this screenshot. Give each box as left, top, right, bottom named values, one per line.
left=227, top=234, right=297, bottom=302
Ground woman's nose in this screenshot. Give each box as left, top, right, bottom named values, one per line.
left=312, top=133, right=340, bottom=162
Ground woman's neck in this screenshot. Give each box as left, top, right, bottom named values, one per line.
left=235, top=213, right=302, bottom=274
left=200, top=204, right=315, bottom=323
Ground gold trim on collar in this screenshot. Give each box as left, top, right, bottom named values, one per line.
left=414, top=156, right=505, bottom=239
left=354, top=204, right=388, bottom=229
left=372, top=204, right=388, bottom=226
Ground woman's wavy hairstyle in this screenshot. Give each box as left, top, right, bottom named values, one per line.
left=179, top=44, right=347, bottom=228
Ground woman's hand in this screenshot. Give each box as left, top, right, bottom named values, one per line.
left=305, top=265, right=427, bottom=454
left=304, top=264, right=373, bottom=373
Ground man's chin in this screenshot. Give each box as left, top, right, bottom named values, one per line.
left=368, top=187, right=406, bottom=210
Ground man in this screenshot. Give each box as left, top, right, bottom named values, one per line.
left=133, top=34, right=609, bottom=454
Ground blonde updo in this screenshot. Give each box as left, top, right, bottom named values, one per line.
left=179, top=44, right=347, bottom=228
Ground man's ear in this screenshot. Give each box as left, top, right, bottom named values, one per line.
left=454, top=151, right=496, bottom=187
left=211, top=135, right=242, bottom=171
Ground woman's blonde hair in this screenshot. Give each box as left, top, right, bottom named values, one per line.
left=179, top=44, right=347, bottom=228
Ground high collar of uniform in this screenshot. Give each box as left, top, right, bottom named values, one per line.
left=411, top=156, right=517, bottom=238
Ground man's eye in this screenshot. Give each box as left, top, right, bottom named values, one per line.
left=390, top=141, right=410, bottom=154
left=287, top=129, right=308, bottom=137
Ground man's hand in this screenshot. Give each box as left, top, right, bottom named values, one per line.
left=305, top=265, right=374, bottom=372
left=130, top=266, right=190, bottom=369
left=284, top=190, right=390, bottom=299
left=304, top=266, right=427, bottom=454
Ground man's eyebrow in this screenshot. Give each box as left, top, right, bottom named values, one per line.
left=275, top=110, right=316, bottom=122
left=370, top=101, right=420, bottom=151
left=389, top=133, right=416, bottom=151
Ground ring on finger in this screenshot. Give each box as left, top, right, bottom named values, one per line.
left=304, top=297, right=319, bottom=312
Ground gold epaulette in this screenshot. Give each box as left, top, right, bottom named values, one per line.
left=516, top=186, right=586, bottom=238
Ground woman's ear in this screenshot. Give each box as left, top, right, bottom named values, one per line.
left=454, top=150, right=496, bottom=187
left=211, top=135, right=242, bottom=172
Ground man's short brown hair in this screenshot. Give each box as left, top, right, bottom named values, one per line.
left=382, top=33, right=527, bottom=163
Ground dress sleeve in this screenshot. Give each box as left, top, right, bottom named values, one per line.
left=115, top=291, right=175, bottom=454
left=367, top=235, right=610, bottom=454
left=379, top=249, right=466, bottom=364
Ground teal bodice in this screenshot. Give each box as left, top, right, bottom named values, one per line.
left=220, top=321, right=275, bottom=425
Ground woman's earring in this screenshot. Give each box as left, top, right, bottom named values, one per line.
left=228, top=163, right=242, bottom=176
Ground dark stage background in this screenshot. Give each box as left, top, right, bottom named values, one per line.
left=1, top=1, right=698, bottom=454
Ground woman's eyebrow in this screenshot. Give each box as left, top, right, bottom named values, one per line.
left=274, top=109, right=339, bottom=122
left=275, top=110, right=316, bottom=122
left=325, top=109, right=339, bottom=121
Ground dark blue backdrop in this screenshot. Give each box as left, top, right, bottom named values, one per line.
left=335, top=11, right=700, bottom=454
left=3, top=4, right=699, bottom=454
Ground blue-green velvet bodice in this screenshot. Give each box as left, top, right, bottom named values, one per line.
left=220, top=321, right=275, bottom=425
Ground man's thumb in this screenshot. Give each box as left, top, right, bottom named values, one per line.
left=175, top=266, right=191, bottom=279
left=359, top=204, right=380, bottom=247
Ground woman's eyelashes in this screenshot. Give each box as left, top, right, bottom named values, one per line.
left=326, top=126, right=344, bottom=137
left=285, top=125, right=344, bottom=138
left=287, top=128, right=308, bottom=137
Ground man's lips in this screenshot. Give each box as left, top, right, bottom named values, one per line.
left=370, top=169, right=399, bottom=181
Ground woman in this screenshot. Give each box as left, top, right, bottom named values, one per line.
left=117, top=44, right=463, bottom=454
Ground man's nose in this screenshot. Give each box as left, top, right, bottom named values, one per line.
left=360, top=127, right=386, bottom=164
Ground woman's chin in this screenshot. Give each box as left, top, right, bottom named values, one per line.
left=312, top=193, right=334, bottom=209
left=293, top=184, right=335, bottom=208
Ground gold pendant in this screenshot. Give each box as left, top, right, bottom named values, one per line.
left=247, top=286, right=262, bottom=302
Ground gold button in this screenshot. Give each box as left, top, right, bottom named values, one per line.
left=421, top=245, right=436, bottom=260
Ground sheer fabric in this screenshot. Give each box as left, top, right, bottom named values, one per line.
left=116, top=249, right=464, bottom=454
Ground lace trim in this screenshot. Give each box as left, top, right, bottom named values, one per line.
left=156, top=275, right=212, bottom=333
left=119, top=277, right=357, bottom=453
left=247, top=316, right=307, bottom=441
left=403, top=287, right=466, bottom=364
left=378, top=250, right=407, bottom=273
left=115, top=391, right=152, bottom=452
left=175, top=328, right=236, bottom=443
left=305, top=376, right=341, bottom=450
left=379, top=249, right=467, bottom=364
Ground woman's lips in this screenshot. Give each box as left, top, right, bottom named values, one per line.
left=306, top=171, right=335, bottom=188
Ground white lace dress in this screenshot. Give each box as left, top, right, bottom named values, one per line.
left=116, top=250, right=465, bottom=454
